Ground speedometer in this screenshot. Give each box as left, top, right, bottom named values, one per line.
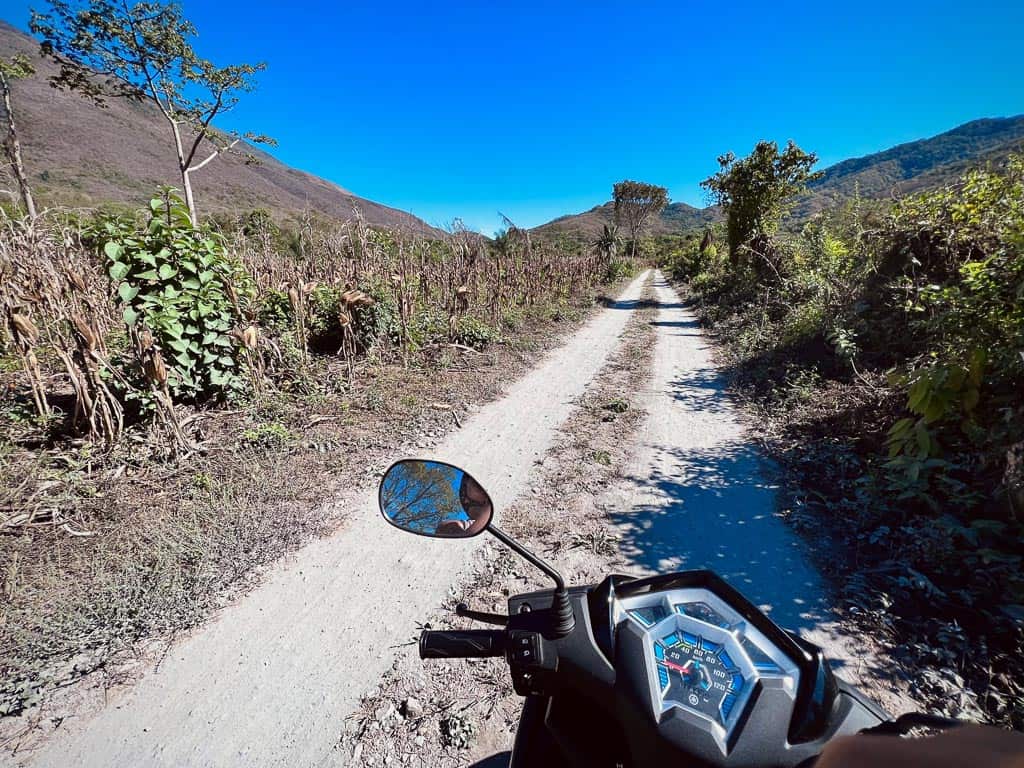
left=655, top=632, right=745, bottom=725
left=618, top=585, right=800, bottom=747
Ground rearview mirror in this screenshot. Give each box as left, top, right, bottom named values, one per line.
left=378, top=459, right=494, bottom=538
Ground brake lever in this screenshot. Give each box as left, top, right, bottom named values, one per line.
left=455, top=603, right=509, bottom=627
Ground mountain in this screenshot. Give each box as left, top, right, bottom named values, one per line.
left=534, top=115, right=1024, bottom=238
left=794, top=115, right=1024, bottom=218
left=533, top=200, right=720, bottom=241
left=0, top=21, right=435, bottom=233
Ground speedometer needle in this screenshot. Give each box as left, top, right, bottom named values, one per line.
left=662, top=659, right=694, bottom=675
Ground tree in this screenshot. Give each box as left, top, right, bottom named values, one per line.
left=612, top=180, right=668, bottom=259
left=31, top=0, right=275, bottom=227
left=701, top=140, right=822, bottom=266
left=592, top=223, right=620, bottom=262
left=380, top=461, right=461, bottom=535
left=0, top=55, right=38, bottom=219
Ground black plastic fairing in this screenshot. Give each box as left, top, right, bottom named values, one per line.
left=587, top=574, right=638, bottom=662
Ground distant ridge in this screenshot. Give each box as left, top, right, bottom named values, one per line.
left=0, top=20, right=437, bottom=233
left=533, top=115, right=1024, bottom=238
left=532, top=200, right=720, bottom=241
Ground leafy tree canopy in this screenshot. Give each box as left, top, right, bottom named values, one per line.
left=31, top=0, right=274, bottom=224
left=612, top=180, right=668, bottom=258
left=701, top=140, right=822, bottom=264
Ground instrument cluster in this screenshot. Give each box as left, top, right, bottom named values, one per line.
left=617, top=587, right=801, bottom=747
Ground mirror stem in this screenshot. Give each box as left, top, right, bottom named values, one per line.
left=487, top=524, right=575, bottom=637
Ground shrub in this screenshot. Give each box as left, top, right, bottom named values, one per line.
left=98, top=191, right=247, bottom=402
left=603, top=259, right=637, bottom=283
left=351, top=283, right=401, bottom=352
left=451, top=315, right=497, bottom=348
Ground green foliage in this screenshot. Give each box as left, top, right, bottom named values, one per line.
left=0, top=54, right=35, bottom=80
left=603, top=258, right=638, bottom=283
left=99, top=190, right=245, bottom=401
left=701, top=140, right=823, bottom=266
left=351, top=284, right=401, bottom=351
left=881, top=158, right=1024, bottom=485
left=451, top=316, right=497, bottom=349
left=241, top=421, right=293, bottom=450
left=612, top=180, right=669, bottom=257
left=592, top=224, right=621, bottom=261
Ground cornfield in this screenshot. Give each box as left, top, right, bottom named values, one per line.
left=0, top=206, right=618, bottom=463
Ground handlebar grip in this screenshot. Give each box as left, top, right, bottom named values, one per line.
left=419, top=630, right=506, bottom=659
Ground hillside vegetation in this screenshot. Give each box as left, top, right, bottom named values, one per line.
left=663, top=144, right=1023, bottom=728
left=536, top=115, right=1024, bottom=241
left=0, top=21, right=433, bottom=232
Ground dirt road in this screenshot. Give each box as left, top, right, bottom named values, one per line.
left=601, top=274, right=911, bottom=714
left=17, top=273, right=651, bottom=768
left=15, top=270, right=908, bottom=767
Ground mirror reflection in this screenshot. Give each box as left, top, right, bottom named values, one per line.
left=379, top=459, right=493, bottom=538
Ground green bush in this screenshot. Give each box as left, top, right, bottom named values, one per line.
left=603, top=259, right=637, bottom=283
left=351, top=283, right=402, bottom=351
left=98, top=191, right=247, bottom=402
left=452, top=315, right=497, bottom=348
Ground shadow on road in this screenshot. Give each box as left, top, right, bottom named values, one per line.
left=608, top=442, right=832, bottom=636
left=599, top=296, right=689, bottom=311
left=666, top=368, right=735, bottom=416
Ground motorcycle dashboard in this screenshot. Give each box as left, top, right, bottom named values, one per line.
left=615, top=586, right=801, bottom=754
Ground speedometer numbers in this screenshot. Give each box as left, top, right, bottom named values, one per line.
left=654, top=632, right=744, bottom=725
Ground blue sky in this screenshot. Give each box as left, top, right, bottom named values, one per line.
left=3, top=1, right=1023, bottom=233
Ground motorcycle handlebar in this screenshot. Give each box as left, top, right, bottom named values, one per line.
left=419, top=629, right=506, bottom=659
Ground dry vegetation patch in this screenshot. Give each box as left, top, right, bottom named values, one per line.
left=0, top=200, right=634, bottom=744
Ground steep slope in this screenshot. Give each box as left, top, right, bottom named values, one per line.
left=535, top=115, right=1024, bottom=237
left=0, top=21, right=434, bottom=232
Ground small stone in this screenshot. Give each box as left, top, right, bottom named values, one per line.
left=414, top=736, right=425, bottom=747
left=401, top=697, right=424, bottom=719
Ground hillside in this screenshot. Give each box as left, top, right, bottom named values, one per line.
left=794, top=115, right=1024, bottom=218
left=535, top=115, right=1024, bottom=237
left=533, top=200, right=720, bottom=241
left=0, top=21, right=435, bottom=232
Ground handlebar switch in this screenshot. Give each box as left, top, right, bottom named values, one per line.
left=509, top=632, right=543, bottom=666
left=509, top=631, right=556, bottom=696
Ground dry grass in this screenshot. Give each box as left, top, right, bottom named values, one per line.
left=0, top=216, right=621, bottom=723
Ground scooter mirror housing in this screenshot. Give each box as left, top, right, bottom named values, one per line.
left=378, top=458, right=575, bottom=636
left=379, top=459, right=493, bottom=538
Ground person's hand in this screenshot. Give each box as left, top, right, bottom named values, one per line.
left=816, top=725, right=1024, bottom=768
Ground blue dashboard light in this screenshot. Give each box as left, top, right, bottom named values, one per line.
left=657, top=666, right=670, bottom=691
left=681, top=631, right=699, bottom=647
left=730, top=673, right=745, bottom=692
left=720, top=694, right=737, bottom=720
left=699, top=638, right=722, bottom=654
left=719, top=650, right=735, bottom=670
left=654, top=643, right=665, bottom=660
left=662, top=632, right=682, bottom=647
